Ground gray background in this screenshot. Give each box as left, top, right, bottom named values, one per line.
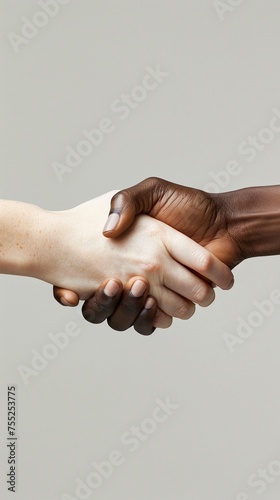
left=1, top=1, right=280, bottom=499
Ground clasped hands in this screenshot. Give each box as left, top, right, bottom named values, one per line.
left=53, top=177, right=247, bottom=335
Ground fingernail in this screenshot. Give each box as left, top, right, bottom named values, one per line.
left=60, top=297, right=72, bottom=306
left=144, top=297, right=154, bottom=309
left=103, top=213, right=120, bottom=233
left=104, top=280, right=120, bottom=297
left=130, top=280, right=147, bottom=298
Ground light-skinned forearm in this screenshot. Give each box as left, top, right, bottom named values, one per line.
left=0, top=200, right=48, bottom=278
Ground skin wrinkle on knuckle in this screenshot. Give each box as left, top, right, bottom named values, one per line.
left=219, top=276, right=229, bottom=290
left=93, top=298, right=110, bottom=314
left=192, top=283, right=212, bottom=305
left=123, top=297, right=144, bottom=315
left=111, top=190, right=133, bottom=214
left=173, top=301, right=195, bottom=319
left=88, top=293, right=113, bottom=316
left=144, top=177, right=161, bottom=196
left=194, top=251, right=213, bottom=274
left=121, top=190, right=136, bottom=212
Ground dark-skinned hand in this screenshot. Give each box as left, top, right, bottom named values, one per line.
left=54, top=176, right=243, bottom=333
left=102, top=177, right=244, bottom=269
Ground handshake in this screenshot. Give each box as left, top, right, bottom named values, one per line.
left=2, top=177, right=279, bottom=335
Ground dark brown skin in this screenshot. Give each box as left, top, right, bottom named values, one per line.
left=103, top=177, right=243, bottom=269
left=82, top=277, right=157, bottom=335
left=55, top=178, right=280, bottom=333
left=54, top=277, right=158, bottom=336
left=103, top=179, right=280, bottom=265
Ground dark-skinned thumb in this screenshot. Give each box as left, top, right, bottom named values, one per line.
left=102, top=190, right=140, bottom=238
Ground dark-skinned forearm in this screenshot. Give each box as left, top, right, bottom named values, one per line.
left=213, top=186, right=280, bottom=260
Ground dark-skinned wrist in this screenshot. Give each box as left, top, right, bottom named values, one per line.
left=212, top=186, right=280, bottom=261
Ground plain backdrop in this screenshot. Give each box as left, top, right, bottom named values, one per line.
left=1, top=1, right=280, bottom=499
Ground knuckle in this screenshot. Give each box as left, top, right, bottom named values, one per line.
left=123, top=297, right=143, bottom=316
left=192, top=284, right=212, bottom=305
left=146, top=220, right=162, bottom=238
left=173, top=301, right=195, bottom=320
left=222, top=274, right=234, bottom=290
left=154, top=314, right=173, bottom=329
left=145, top=176, right=161, bottom=188
left=111, top=190, right=131, bottom=210
left=195, top=252, right=213, bottom=274
left=142, top=256, right=161, bottom=275
left=94, top=293, right=112, bottom=313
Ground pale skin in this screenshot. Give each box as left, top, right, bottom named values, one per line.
left=57, top=178, right=280, bottom=334
left=0, top=192, right=233, bottom=327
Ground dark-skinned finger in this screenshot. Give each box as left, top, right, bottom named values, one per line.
left=107, top=278, right=149, bottom=331
left=82, top=279, right=123, bottom=324
left=102, top=177, right=165, bottom=238
left=133, top=297, right=157, bottom=335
